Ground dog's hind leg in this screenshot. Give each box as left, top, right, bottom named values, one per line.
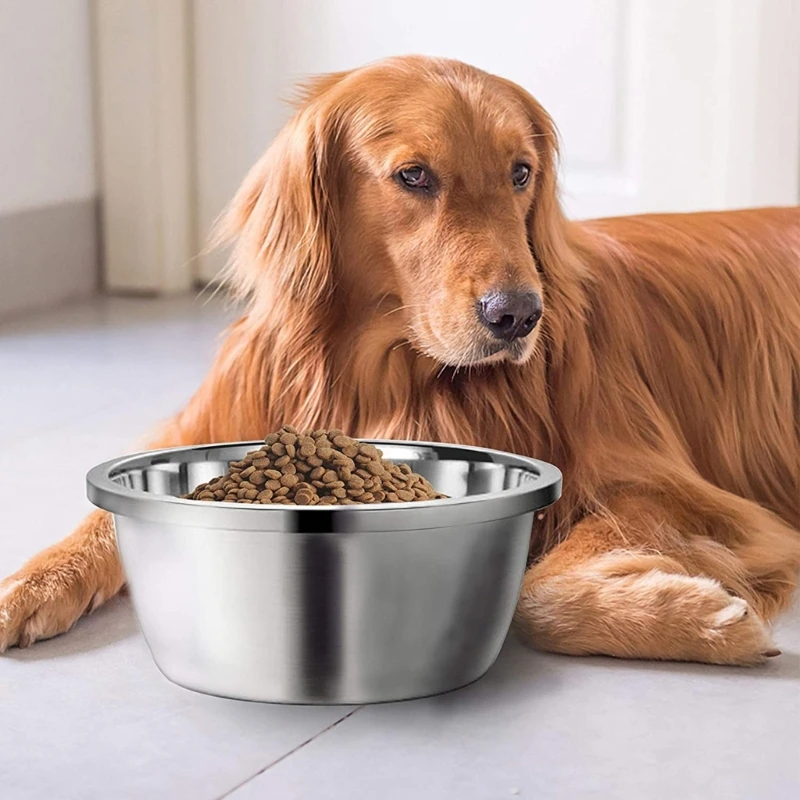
left=515, top=484, right=800, bottom=665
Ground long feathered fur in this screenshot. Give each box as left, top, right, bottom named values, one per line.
left=3, top=56, right=798, bottom=662
left=171, top=61, right=800, bottom=570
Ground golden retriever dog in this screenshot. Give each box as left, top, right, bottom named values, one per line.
left=2, top=56, right=799, bottom=665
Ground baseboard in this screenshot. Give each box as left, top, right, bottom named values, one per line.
left=0, top=197, right=100, bottom=319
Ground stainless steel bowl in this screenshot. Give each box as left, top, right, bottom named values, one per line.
left=87, top=440, right=561, bottom=704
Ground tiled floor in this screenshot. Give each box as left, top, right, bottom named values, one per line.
left=1, top=295, right=798, bottom=799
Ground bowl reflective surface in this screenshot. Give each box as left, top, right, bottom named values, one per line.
left=87, top=440, right=561, bottom=704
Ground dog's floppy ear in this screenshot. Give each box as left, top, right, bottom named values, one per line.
left=217, top=75, right=348, bottom=309
left=495, top=78, right=574, bottom=280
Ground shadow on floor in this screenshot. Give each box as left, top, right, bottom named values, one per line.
left=605, top=649, right=800, bottom=680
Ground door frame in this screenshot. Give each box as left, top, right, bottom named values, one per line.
left=93, top=0, right=195, bottom=293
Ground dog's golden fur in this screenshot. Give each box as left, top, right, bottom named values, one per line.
left=2, top=56, right=799, bottom=664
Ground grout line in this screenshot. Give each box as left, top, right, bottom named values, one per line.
left=215, top=707, right=363, bottom=799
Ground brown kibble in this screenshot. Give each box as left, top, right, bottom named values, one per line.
left=185, top=426, right=446, bottom=506
left=359, top=444, right=381, bottom=459
left=298, top=439, right=316, bottom=457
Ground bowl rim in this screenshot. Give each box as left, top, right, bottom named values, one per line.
left=86, top=439, right=562, bottom=532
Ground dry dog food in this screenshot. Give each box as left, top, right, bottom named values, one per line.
left=184, top=424, right=447, bottom=505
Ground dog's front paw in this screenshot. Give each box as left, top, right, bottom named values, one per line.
left=0, top=566, right=100, bottom=651
left=699, top=593, right=779, bottom=666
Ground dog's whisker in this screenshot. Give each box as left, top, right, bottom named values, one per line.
left=382, top=303, right=427, bottom=318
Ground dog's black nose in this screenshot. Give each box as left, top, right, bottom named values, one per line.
left=477, top=291, right=542, bottom=340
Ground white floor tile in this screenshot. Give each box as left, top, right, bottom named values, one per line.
left=1, top=598, right=353, bottom=800
left=1, top=294, right=798, bottom=800
left=0, top=296, right=352, bottom=800
left=231, top=629, right=800, bottom=800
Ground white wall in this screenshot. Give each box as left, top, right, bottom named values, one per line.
left=193, top=0, right=622, bottom=278
left=0, top=0, right=96, bottom=216
left=192, top=0, right=800, bottom=281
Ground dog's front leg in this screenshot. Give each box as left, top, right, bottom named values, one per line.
left=0, top=510, right=124, bottom=650
left=514, top=484, right=800, bottom=665
left=0, top=407, right=208, bottom=650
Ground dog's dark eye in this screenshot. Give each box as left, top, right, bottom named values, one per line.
left=397, top=166, right=433, bottom=192
left=512, top=163, right=532, bottom=189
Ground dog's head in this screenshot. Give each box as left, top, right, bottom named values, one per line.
left=223, top=56, right=564, bottom=368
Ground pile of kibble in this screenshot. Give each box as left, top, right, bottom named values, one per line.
left=184, top=424, right=447, bottom=505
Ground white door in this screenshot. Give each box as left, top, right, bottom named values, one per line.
left=94, top=0, right=800, bottom=289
